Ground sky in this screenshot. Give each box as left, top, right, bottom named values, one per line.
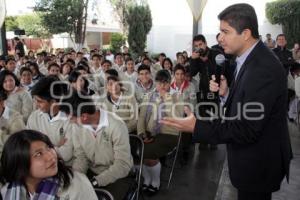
left=5, top=0, right=35, bottom=16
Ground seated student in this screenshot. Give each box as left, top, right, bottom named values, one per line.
left=60, top=92, right=133, bottom=200
left=27, top=76, right=87, bottom=172
left=60, top=62, right=72, bottom=81
left=170, top=64, right=197, bottom=107
left=170, top=65, right=197, bottom=164
left=20, top=67, right=35, bottom=92
left=162, top=57, right=173, bottom=77
left=47, top=62, right=61, bottom=77
left=68, top=70, right=95, bottom=96
left=137, top=70, right=184, bottom=195
left=124, top=57, right=138, bottom=83
left=0, top=70, right=33, bottom=123
left=28, top=62, right=45, bottom=84
left=0, top=130, right=98, bottom=200
left=112, top=53, right=125, bottom=74
left=4, top=57, right=17, bottom=74
left=0, top=90, right=25, bottom=156
left=100, top=75, right=138, bottom=134
left=90, top=54, right=103, bottom=74
left=90, top=59, right=113, bottom=94
left=134, top=64, right=156, bottom=104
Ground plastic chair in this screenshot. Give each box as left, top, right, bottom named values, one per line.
left=128, top=134, right=144, bottom=200
left=165, top=132, right=182, bottom=189
left=95, top=188, right=114, bottom=200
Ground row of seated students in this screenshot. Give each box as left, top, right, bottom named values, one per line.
left=0, top=60, right=197, bottom=199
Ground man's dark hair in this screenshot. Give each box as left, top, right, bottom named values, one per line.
left=60, top=91, right=96, bottom=117
left=92, top=54, right=102, bottom=60
left=173, top=64, right=186, bottom=73
left=114, top=52, right=123, bottom=59
left=13, top=37, right=20, bottom=41
left=138, top=64, right=151, bottom=74
left=5, top=57, right=16, bottom=65
left=193, top=34, right=207, bottom=43
left=125, top=57, right=134, bottom=64
left=276, top=34, right=286, bottom=41
left=101, top=59, right=112, bottom=66
left=176, top=52, right=183, bottom=58
left=66, top=58, right=76, bottom=67
left=31, top=75, right=66, bottom=102
left=47, top=62, right=60, bottom=71
left=105, top=68, right=119, bottom=77
left=159, top=53, right=166, bottom=57
left=0, top=130, right=73, bottom=188
left=218, top=3, right=259, bottom=39
left=142, top=57, right=151, bottom=64
left=155, top=69, right=171, bottom=83
left=20, top=67, right=32, bottom=76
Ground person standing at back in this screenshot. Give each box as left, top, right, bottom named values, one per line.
left=273, top=34, right=294, bottom=75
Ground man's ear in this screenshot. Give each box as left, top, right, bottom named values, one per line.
left=242, top=29, right=252, bottom=41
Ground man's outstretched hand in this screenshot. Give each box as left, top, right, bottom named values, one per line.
left=160, top=107, right=196, bottom=133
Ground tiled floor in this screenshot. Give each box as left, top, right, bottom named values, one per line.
left=145, top=121, right=300, bottom=200
left=146, top=143, right=227, bottom=200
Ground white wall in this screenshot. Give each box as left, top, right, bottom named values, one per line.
left=146, top=0, right=193, bottom=58
left=146, top=0, right=282, bottom=59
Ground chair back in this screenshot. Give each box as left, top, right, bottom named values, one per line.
left=95, top=188, right=114, bottom=200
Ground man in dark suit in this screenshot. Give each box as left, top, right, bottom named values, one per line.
left=161, top=3, right=292, bottom=200
left=273, top=34, right=294, bottom=75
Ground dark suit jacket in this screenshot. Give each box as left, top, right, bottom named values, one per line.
left=193, top=41, right=292, bottom=192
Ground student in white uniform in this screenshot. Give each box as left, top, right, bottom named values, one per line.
left=20, top=67, right=35, bottom=92
left=27, top=75, right=87, bottom=172
left=124, top=57, right=138, bottom=83
left=0, top=70, right=33, bottom=123
left=0, top=130, right=97, bottom=200
left=0, top=91, right=25, bottom=156
left=60, top=92, right=133, bottom=200
left=137, top=70, right=184, bottom=196
left=134, top=65, right=156, bottom=104
left=100, top=75, right=138, bottom=133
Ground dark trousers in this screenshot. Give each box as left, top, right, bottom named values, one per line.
left=87, top=170, right=135, bottom=200
left=238, top=190, right=272, bottom=200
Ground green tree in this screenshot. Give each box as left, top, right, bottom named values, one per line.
left=35, top=0, right=89, bottom=49
left=108, top=0, right=136, bottom=34
left=126, top=4, right=152, bottom=57
left=266, top=0, right=300, bottom=47
left=110, top=32, right=126, bottom=53
left=17, top=13, right=50, bottom=38
left=5, top=16, right=19, bottom=31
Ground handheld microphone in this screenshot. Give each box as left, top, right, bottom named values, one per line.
left=215, top=54, right=226, bottom=85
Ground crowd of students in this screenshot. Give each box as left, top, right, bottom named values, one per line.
left=0, top=31, right=299, bottom=200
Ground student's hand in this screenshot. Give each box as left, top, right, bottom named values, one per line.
left=210, top=75, right=228, bottom=97
left=57, top=137, right=67, bottom=147
left=143, top=137, right=154, bottom=144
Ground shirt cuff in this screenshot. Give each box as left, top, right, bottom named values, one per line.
left=219, top=89, right=229, bottom=106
